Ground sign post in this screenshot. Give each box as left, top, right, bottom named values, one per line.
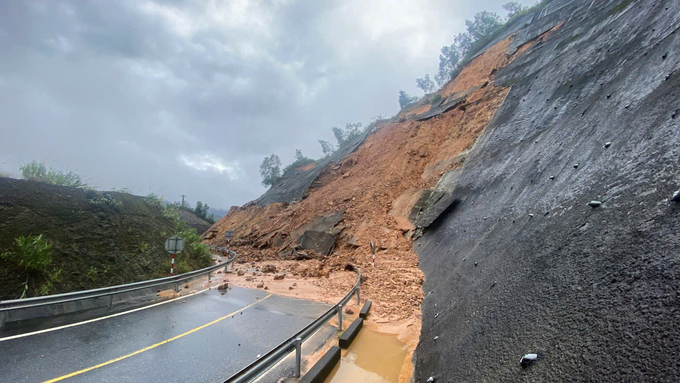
left=165, top=236, right=185, bottom=276
left=223, top=231, right=235, bottom=272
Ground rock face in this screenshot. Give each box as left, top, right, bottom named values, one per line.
left=414, top=1, right=680, bottom=382
left=296, top=230, right=336, bottom=255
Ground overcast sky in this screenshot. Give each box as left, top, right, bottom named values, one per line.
left=0, top=0, right=532, bottom=210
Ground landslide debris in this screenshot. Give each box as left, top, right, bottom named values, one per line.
left=205, top=28, right=540, bottom=321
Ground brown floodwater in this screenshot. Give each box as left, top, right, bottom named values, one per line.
left=324, top=327, right=407, bottom=383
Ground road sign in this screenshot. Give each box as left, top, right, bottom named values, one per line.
left=224, top=230, right=235, bottom=239
left=165, top=236, right=185, bottom=254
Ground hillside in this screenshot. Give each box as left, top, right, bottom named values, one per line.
left=205, top=0, right=680, bottom=380
left=0, top=177, right=212, bottom=299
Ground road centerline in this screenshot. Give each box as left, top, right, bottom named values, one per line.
left=42, top=293, right=273, bottom=383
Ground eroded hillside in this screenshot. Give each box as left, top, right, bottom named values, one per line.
left=204, top=20, right=556, bottom=327
left=207, top=0, right=679, bottom=380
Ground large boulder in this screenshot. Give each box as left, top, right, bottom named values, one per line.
left=296, top=230, right=336, bottom=256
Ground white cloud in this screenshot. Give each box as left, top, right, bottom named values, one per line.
left=179, top=154, right=243, bottom=180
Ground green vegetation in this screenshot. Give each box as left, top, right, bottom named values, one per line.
left=88, top=192, right=122, bottom=208
left=1, top=234, right=53, bottom=272
left=398, top=90, right=420, bottom=109
left=1, top=234, right=63, bottom=298
left=161, top=204, right=213, bottom=274
left=282, top=149, right=316, bottom=175
left=429, top=93, right=443, bottom=104
left=259, top=154, right=283, bottom=187
left=416, top=75, right=435, bottom=94
left=19, top=160, right=89, bottom=188
left=145, top=193, right=163, bottom=206
left=412, top=1, right=555, bottom=92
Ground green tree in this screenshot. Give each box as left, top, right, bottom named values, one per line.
left=259, top=154, right=282, bottom=187
left=295, top=149, right=304, bottom=162
left=503, top=2, right=525, bottom=18
left=332, top=126, right=345, bottom=146
left=465, top=11, right=503, bottom=41
left=435, top=44, right=462, bottom=87
left=416, top=74, right=435, bottom=94
left=398, top=90, right=419, bottom=109
left=318, top=140, right=335, bottom=156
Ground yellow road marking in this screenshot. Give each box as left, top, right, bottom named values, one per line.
left=43, top=294, right=273, bottom=383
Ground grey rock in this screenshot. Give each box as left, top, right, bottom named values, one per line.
left=520, top=353, right=538, bottom=368
left=296, top=230, right=336, bottom=255
left=587, top=201, right=602, bottom=208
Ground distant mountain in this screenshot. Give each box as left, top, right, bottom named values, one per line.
left=208, top=206, right=229, bottom=220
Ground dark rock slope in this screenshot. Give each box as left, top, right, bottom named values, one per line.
left=414, top=0, right=680, bottom=381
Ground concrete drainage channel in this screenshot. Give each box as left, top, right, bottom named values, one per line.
left=0, top=245, right=235, bottom=334
left=299, top=300, right=373, bottom=383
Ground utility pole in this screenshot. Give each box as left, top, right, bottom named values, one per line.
left=180, top=194, right=187, bottom=207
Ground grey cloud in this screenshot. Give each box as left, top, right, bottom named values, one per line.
left=0, top=0, right=533, bottom=209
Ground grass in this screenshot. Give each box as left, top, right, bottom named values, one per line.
left=19, top=160, right=89, bottom=189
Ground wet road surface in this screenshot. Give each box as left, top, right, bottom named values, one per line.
left=0, top=286, right=331, bottom=383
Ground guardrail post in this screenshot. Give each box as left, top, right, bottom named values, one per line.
left=108, top=295, right=114, bottom=309
left=174, top=282, right=179, bottom=293
left=294, top=337, right=302, bottom=378
left=337, top=304, right=343, bottom=331
left=208, top=271, right=211, bottom=282
left=356, top=287, right=360, bottom=305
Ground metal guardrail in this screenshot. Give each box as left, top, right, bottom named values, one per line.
left=0, top=245, right=235, bottom=328
left=225, top=266, right=362, bottom=383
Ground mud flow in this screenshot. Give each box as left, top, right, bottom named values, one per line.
left=325, top=328, right=407, bottom=383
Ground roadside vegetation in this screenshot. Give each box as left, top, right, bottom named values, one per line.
left=19, top=160, right=90, bottom=188
left=0, top=234, right=62, bottom=297
left=159, top=204, right=213, bottom=275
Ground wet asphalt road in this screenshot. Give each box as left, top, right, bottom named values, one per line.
left=0, top=286, right=331, bottom=383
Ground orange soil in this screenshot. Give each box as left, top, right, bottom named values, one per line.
left=209, top=82, right=510, bottom=323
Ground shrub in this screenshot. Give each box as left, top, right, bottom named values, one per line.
left=88, top=193, right=122, bottom=207
left=1, top=234, right=53, bottom=272
left=430, top=93, right=443, bottom=104
left=145, top=193, right=163, bottom=207
left=19, top=160, right=88, bottom=188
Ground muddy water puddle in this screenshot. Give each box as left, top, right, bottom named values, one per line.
left=325, top=327, right=407, bottom=383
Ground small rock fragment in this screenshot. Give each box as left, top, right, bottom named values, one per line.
left=672, top=189, right=680, bottom=202
left=604, top=142, right=611, bottom=148
left=528, top=214, right=534, bottom=218
left=344, top=307, right=354, bottom=315
left=549, top=176, right=555, bottom=180
left=433, top=336, right=439, bottom=341
left=474, top=262, right=478, bottom=267
left=435, top=313, right=439, bottom=318
left=587, top=201, right=602, bottom=208
left=573, top=164, right=579, bottom=169
left=427, top=378, right=435, bottom=383
left=520, top=353, right=538, bottom=368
